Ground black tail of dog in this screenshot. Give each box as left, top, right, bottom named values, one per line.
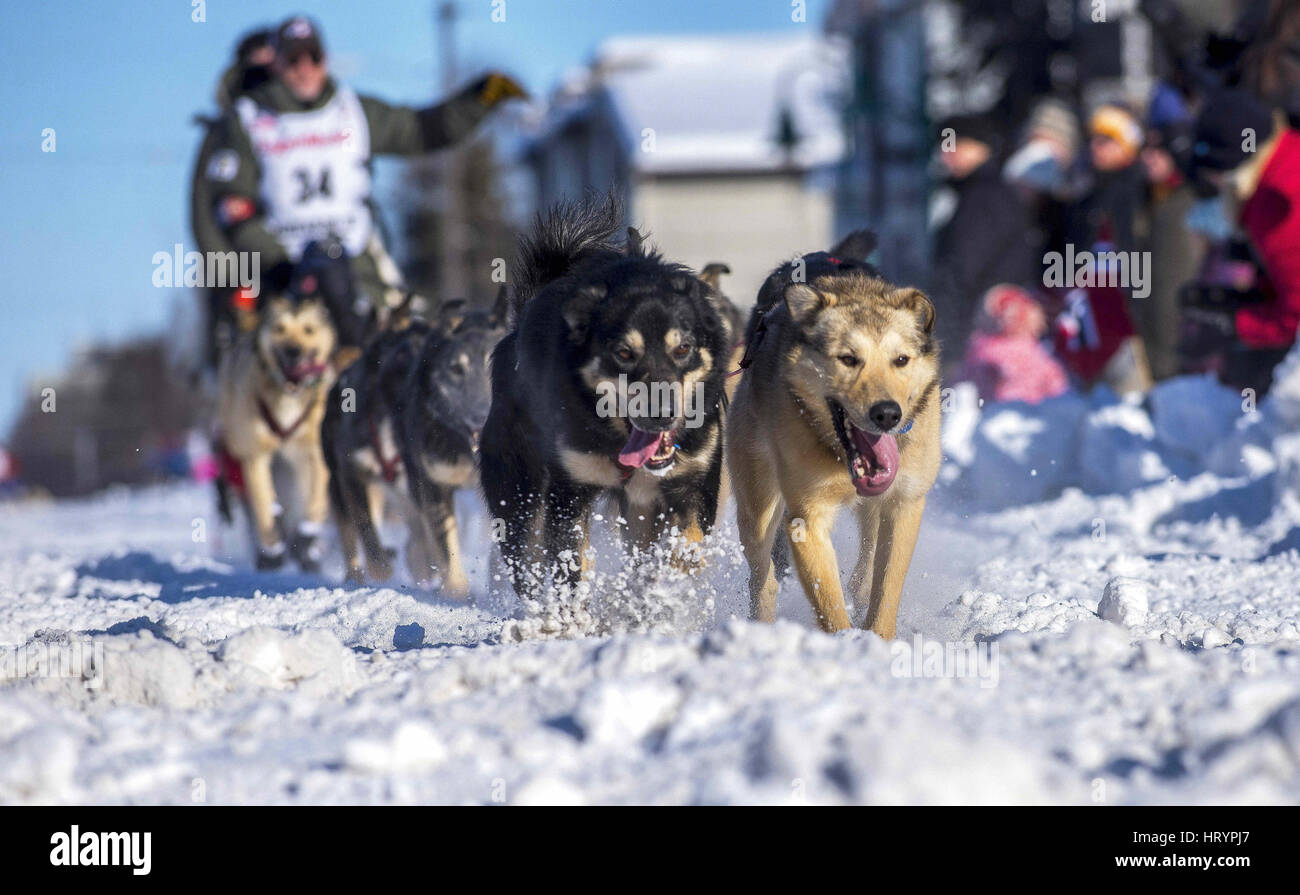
left=514, top=192, right=625, bottom=314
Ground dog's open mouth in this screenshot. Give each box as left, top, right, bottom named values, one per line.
left=618, top=425, right=679, bottom=475
left=828, top=400, right=899, bottom=496
left=278, top=353, right=327, bottom=386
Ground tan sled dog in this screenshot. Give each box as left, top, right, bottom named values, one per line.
left=216, top=294, right=337, bottom=572
left=728, top=246, right=941, bottom=638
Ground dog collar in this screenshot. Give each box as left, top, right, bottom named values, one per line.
left=898, top=418, right=913, bottom=435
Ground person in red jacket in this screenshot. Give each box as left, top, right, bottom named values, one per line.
left=1184, top=88, right=1300, bottom=395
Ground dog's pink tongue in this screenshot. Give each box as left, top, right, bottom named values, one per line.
left=287, top=360, right=326, bottom=383
left=849, top=429, right=900, bottom=496
left=618, top=428, right=663, bottom=468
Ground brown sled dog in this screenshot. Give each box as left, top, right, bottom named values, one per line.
left=727, top=234, right=941, bottom=638
left=216, top=293, right=338, bottom=571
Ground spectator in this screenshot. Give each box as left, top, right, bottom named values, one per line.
left=1050, top=103, right=1153, bottom=394
left=1183, top=87, right=1300, bottom=395
left=959, top=284, right=1068, bottom=405
left=1073, top=104, right=1146, bottom=254
left=1137, top=84, right=1203, bottom=381
left=1005, top=98, right=1086, bottom=259
left=1004, top=98, right=1084, bottom=201
left=1240, top=0, right=1300, bottom=127
left=931, top=113, right=1039, bottom=370
left=1051, top=282, right=1152, bottom=395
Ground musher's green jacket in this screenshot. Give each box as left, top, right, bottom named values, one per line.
left=200, top=75, right=501, bottom=300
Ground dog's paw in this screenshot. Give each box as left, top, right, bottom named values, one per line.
left=441, top=574, right=470, bottom=601
left=290, top=525, right=326, bottom=574
left=366, top=555, right=394, bottom=582
left=256, top=542, right=287, bottom=571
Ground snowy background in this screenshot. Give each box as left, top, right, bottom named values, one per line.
left=4, top=356, right=1300, bottom=805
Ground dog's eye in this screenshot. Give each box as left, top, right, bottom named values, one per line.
left=615, top=348, right=635, bottom=363
left=838, top=354, right=860, bottom=368
left=672, top=343, right=692, bottom=359
left=303, top=326, right=315, bottom=336
left=893, top=355, right=910, bottom=368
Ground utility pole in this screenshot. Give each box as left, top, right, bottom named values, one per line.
left=436, top=1, right=469, bottom=301
left=438, top=0, right=457, bottom=92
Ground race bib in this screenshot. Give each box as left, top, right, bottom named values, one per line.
left=237, top=87, right=373, bottom=260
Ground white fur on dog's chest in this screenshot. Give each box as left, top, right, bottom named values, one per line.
left=883, top=469, right=929, bottom=503
left=355, top=418, right=405, bottom=485
left=423, top=455, right=476, bottom=487
left=556, top=445, right=664, bottom=508
left=559, top=446, right=624, bottom=488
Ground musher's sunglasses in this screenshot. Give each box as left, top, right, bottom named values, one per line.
left=284, top=50, right=323, bottom=67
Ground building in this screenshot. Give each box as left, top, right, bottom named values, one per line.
left=524, top=33, right=849, bottom=307
left=6, top=339, right=200, bottom=497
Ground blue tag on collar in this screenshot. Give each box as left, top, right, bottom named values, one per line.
left=898, top=419, right=913, bottom=435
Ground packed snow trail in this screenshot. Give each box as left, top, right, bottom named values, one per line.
left=0, top=478, right=1296, bottom=804
left=3, top=370, right=1300, bottom=803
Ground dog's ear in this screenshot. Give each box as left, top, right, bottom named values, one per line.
left=626, top=227, right=645, bottom=256
left=562, top=283, right=607, bottom=340
left=438, top=298, right=468, bottom=332
left=698, top=262, right=730, bottom=290
left=489, top=284, right=511, bottom=329
left=892, top=287, right=935, bottom=335
left=386, top=290, right=429, bottom=331
left=829, top=229, right=877, bottom=262
left=784, top=283, right=834, bottom=323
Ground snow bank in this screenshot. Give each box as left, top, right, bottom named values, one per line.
left=943, top=365, right=1300, bottom=512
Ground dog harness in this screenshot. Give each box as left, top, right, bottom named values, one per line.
left=734, top=255, right=861, bottom=376
left=257, top=395, right=318, bottom=441
left=368, top=417, right=402, bottom=483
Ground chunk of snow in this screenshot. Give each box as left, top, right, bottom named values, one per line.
left=1097, top=577, right=1151, bottom=626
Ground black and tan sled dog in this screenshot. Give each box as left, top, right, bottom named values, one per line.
left=728, top=232, right=941, bottom=638
left=321, top=292, right=509, bottom=593
left=480, top=197, right=732, bottom=595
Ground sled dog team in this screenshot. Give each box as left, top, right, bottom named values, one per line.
left=215, top=197, right=940, bottom=639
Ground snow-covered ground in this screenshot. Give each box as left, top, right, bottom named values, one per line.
left=3, top=368, right=1300, bottom=805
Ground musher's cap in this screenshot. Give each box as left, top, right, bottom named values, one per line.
left=274, top=16, right=324, bottom=61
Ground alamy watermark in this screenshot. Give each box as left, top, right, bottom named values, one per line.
left=890, top=634, right=999, bottom=688
left=595, top=374, right=707, bottom=429
left=1, top=639, right=104, bottom=689
left=1043, top=244, right=1151, bottom=299
left=152, top=244, right=260, bottom=295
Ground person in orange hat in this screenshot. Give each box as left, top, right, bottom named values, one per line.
left=1060, top=103, right=1153, bottom=394
left=1071, top=104, right=1146, bottom=255
left=1089, top=105, right=1144, bottom=173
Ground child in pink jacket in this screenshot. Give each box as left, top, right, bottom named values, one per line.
left=959, top=284, right=1069, bottom=404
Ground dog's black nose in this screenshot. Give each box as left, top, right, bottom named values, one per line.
left=281, top=345, right=302, bottom=362
left=868, top=400, right=902, bottom=431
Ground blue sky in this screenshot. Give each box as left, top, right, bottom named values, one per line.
left=0, top=0, right=830, bottom=435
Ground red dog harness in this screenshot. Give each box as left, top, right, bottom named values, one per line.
left=257, top=396, right=318, bottom=441
left=368, top=417, right=402, bottom=483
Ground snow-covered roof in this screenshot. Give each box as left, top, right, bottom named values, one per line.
left=534, top=33, right=849, bottom=175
